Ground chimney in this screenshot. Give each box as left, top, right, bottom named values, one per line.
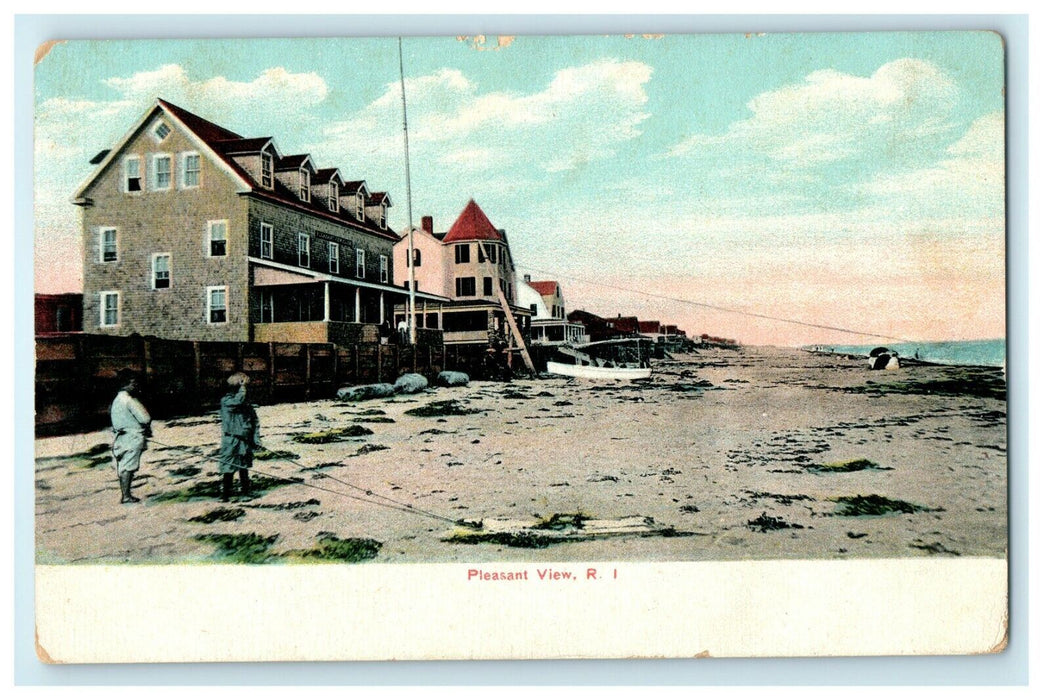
left=421, top=215, right=433, bottom=234
left=523, top=274, right=531, bottom=283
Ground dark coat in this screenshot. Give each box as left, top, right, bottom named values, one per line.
left=218, top=386, right=261, bottom=474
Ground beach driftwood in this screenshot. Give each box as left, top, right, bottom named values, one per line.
left=394, top=373, right=429, bottom=394
left=435, top=371, right=470, bottom=387
left=336, top=383, right=395, bottom=401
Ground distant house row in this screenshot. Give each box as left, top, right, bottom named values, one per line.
left=63, top=98, right=693, bottom=353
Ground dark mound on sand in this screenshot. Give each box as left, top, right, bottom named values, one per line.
left=194, top=532, right=278, bottom=564
left=807, top=459, right=889, bottom=473
left=405, top=400, right=480, bottom=417
left=832, top=494, right=940, bottom=517
left=443, top=530, right=563, bottom=549
left=287, top=534, right=382, bottom=563
left=747, top=512, right=804, bottom=532
left=188, top=507, right=245, bottom=524
left=291, top=425, right=374, bottom=444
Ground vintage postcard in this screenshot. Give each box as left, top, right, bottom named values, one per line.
left=32, top=31, right=1007, bottom=662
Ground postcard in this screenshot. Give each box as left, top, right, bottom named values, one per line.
left=32, top=30, right=1007, bottom=662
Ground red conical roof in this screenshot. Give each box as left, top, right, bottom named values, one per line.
left=442, top=199, right=503, bottom=243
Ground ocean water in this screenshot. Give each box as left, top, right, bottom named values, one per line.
left=802, top=339, right=1006, bottom=368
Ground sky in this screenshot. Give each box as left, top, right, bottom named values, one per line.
left=33, top=31, right=1005, bottom=346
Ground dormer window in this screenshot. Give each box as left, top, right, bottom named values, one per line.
left=152, top=120, right=171, bottom=142
left=328, top=182, right=339, bottom=212
left=298, top=168, right=310, bottom=202
left=355, top=191, right=365, bottom=221
left=261, top=152, right=273, bottom=189
left=379, top=205, right=387, bottom=229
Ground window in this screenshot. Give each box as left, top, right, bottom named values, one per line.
left=100, top=291, right=120, bottom=327
left=379, top=254, right=388, bottom=283
left=356, top=191, right=365, bottom=220
left=455, top=244, right=470, bottom=264
left=152, top=253, right=171, bottom=289
left=328, top=182, right=339, bottom=212
left=483, top=277, right=493, bottom=296
left=153, top=154, right=172, bottom=190
left=181, top=152, right=201, bottom=188
left=484, top=243, right=496, bottom=263
left=379, top=205, right=387, bottom=229
left=405, top=248, right=422, bottom=267
left=261, top=151, right=273, bottom=189
left=298, top=233, right=310, bottom=267
left=455, top=277, right=476, bottom=297
left=356, top=249, right=365, bottom=278
left=529, top=304, right=538, bottom=315
left=124, top=157, right=142, bottom=193
left=208, top=220, right=227, bottom=257
left=328, top=241, right=339, bottom=274
left=207, top=286, right=227, bottom=324
left=99, top=227, right=118, bottom=262
left=259, top=223, right=273, bottom=259
left=298, top=168, right=310, bottom=202
left=152, top=121, right=171, bottom=141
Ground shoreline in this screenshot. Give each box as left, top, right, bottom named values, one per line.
left=35, top=345, right=1008, bottom=565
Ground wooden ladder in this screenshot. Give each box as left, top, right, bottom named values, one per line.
left=495, top=285, right=536, bottom=376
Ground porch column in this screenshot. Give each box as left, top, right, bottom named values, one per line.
left=379, top=292, right=385, bottom=323
left=438, top=304, right=443, bottom=330
left=323, top=282, right=330, bottom=322
left=354, top=287, right=361, bottom=323
left=422, top=299, right=427, bottom=328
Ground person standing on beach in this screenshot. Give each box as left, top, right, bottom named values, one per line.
left=110, top=370, right=152, bottom=504
left=218, top=372, right=261, bottom=502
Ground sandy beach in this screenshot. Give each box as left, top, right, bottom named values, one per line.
left=34, top=346, right=1007, bottom=565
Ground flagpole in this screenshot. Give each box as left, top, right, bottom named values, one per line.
left=399, top=36, right=417, bottom=345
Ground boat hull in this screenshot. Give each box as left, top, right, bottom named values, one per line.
left=546, top=360, right=652, bottom=380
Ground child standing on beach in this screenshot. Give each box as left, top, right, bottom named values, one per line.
left=218, top=372, right=262, bottom=502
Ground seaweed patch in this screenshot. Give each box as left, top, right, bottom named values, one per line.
left=194, top=532, right=278, bottom=564
left=806, top=459, right=889, bottom=473
left=405, top=400, right=480, bottom=417
left=188, top=507, right=245, bottom=524
left=832, top=494, right=940, bottom=517
left=291, top=425, right=374, bottom=443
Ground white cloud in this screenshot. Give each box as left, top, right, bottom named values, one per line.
left=313, top=59, right=652, bottom=178
left=667, top=58, right=960, bottom=168
left=34, top=64, right=334, bottom=293
left=103, top=64, right=328, bottom=116
left=855, top=110, right=1004, bottom=217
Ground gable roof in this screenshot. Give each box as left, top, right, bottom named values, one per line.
left=315, top=167, right=343, bottom=184
left=275, top=154, right=315, bottom=172
left=74, top=99, right=254, bottom=201
left=443, top=199, right=503, bottom=244
left=158, top=98, right=241, bottom=142
left=213, top=136, right=272, bottom=152
left=527, top=280, right=559, bottom=297
left=74, top=98, right=398, bottom=240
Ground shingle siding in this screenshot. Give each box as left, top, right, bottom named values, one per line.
left=247, top=198, right=395, bottom=283
left=80, top=115, right=251, bottom=342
